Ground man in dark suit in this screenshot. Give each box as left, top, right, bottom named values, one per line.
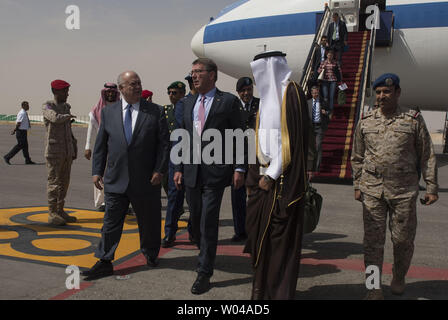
left=307, top=85, right=329, bottom=172
left=327, top=12, right=348, bottom=66
left=173, top=58, right=246, bottom=295
left=312, top=36, right=329, bottom=82
left=82, top=71, right=169, bottom=280
left=230, top=77, right=259, bottom=242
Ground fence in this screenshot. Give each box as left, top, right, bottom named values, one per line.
left=0, top=114, right=90, bottom=125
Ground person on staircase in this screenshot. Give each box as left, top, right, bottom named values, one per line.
left=327, top=12, right=348, bottom=67
left=317, top=48, right=342, bottom=118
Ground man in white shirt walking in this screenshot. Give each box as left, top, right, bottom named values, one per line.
left=4, top=101, right=35, bottom=165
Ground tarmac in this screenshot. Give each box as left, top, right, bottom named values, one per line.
left=0, top=123, right=447, bottom=300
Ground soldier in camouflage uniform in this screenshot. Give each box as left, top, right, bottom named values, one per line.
left=351, top=73, right=438, bottom=300
left=42, top=80, right=78, bottom=226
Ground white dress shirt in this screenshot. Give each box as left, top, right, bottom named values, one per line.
left=16, top=109, right=30, bottom=130
left=193, top=87, right=216, bottom=134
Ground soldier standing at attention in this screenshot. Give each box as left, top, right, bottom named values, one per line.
left=351, top=73, right=438, bottom=300
left=42, top=80, right=78, bottom=226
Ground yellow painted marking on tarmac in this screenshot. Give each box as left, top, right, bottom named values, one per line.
left=0, top=228, right=19, bottom=240
left=32, top=238, right=92, bottom=251
left=0, top=207, right=187, bottom=268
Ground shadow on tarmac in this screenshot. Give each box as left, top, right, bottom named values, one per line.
left=296, top=280, right=448, bottom=300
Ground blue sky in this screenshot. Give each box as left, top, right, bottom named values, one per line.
left=0, top=0, right=237, bottom=115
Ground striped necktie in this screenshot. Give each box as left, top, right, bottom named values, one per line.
left=312, top=99, right=321, bottom=123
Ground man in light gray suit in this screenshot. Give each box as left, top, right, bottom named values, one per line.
left=82, top=71, right=169, bottom=280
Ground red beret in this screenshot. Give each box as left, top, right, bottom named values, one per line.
left=141, top=90, right=153, bottom=99
left=51, top=79, right=70, bottom=90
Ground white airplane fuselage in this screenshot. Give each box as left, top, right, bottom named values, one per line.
left=191, top=0, right=448, bottom=111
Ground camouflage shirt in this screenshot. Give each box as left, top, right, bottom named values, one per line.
left=351, top=105, right=438, bottom=199
left=42, top=100, right=77, bottom=159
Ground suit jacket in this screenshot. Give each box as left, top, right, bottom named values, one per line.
left=312, top=45, right=328, bottom=76
left=92, top=99, right=169, bottom=195
left=239, top=97, right=260, bottom=130
left=175, top=88, right=246, bottom=189
left=307, top=97, right=330, bottom=129
left=327, top=20, right=348, bottom=47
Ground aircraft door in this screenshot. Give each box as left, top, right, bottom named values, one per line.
left=329, top=0, right=360, bottom=32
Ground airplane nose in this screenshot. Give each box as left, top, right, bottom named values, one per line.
left=191, top=25, right=206, bottom=58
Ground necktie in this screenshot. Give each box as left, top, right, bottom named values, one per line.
left=25, top=112, right=31, bottom=128
left=312, top=99, right=321, bottom=123
left=124, top=104, right=133, bottom=145
left=198, top=96, right=206, bottom=135
left=333, top=22, right=338, bottom=40
left=245, top=102, right=250, bottom=112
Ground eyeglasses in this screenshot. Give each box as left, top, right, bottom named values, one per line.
left=168, top=91, right=179, bottom=95
left=190, top=69, right=208, bottom=76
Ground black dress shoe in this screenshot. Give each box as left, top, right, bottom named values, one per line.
left=25, top=160, right=36, bottom=164
left=4, top=156, right=11, bottom=165
left=82, top=260, right=113, bottom=280
left=146, top=257, right=159, bottom=267
left=161, top=236, right=176, bottom=248
left=231, top=233, right=248, bottom=242
left=191, top=273, right=211, bottom=295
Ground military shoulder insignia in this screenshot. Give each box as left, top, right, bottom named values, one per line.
left=406, top=108, right=421, bottom=119
left=362, top=110, right=373, bottom=119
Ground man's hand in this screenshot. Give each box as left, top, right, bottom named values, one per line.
left=233, top=171, right=245, bottom=190
left=93, top=175, right=104, bottom=190
left=173, top=172, right=183, bottom=190
left=423, top=193, right=438, bottom=205
left=150, top=172, right=163, bottom=185
left=354, top=189, right=362, bottom=202
left=259, top=176, right=273, bottom=191
left=84, top=149, right=92, bottom=160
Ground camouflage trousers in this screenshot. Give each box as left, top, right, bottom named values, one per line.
left=362, top=192, right=418, bottom=279
left=46, top=157, right=73, bottom=214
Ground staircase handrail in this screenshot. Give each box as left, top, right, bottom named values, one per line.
left=356, top=4, right=379, bottom=124
left=299, top=5, right=332, bottom=94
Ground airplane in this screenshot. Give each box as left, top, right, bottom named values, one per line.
left=191, top=0, right=448, bottom=112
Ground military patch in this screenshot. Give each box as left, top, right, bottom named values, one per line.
left=385, top=78, right=394, bottom=86
left=362, top=111, right=373, bottom=119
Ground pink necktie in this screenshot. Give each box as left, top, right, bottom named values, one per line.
left=198, top=96, right=206, bottom=135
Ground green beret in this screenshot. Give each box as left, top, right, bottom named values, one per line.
left=167, top=81, right=186, bottom=91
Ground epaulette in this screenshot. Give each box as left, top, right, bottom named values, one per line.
left=406, top=108, right=421, bottom=119
left=361, top=110, right=373, bottom=119
left=43, top=101, right=55, bottom=110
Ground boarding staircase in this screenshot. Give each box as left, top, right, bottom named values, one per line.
left=300, top=4, right=378, bottom=180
